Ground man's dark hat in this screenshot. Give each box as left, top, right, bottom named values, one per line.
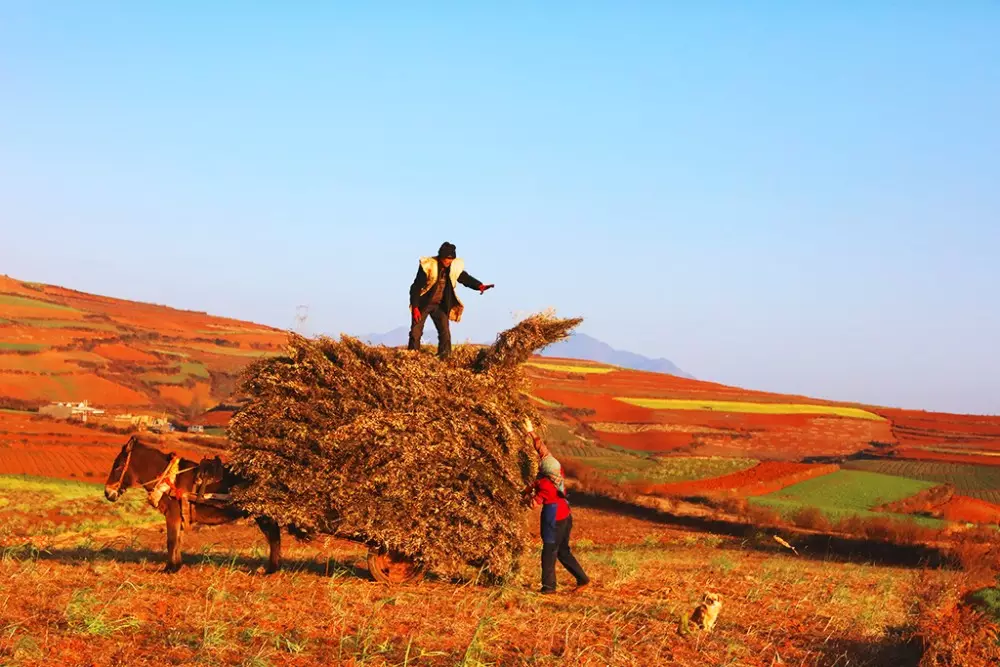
left=437, top=242, right=457, bottom=259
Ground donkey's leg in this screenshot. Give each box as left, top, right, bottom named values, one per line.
left=255, top=516, right=281, bottom=574
left=164, top=501, right=183, bottom=573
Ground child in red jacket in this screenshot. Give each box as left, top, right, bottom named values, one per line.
left=526, top=422, right=590, bottom=594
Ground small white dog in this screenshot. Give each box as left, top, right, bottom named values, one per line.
left=690, top=592, right=722, bottom=631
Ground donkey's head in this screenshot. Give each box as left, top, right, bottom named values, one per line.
left=104, top=436, right=139, bottom=501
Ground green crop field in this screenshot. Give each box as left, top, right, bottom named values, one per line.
left=141, top=360, right=211, bottom=385
left=180, top=361, right=210, bottom=379
left=525, top=393, right=562, bottom=408
left=551, top=438, right=759, bottom=485
left=611, top=456, right=759, bottom=484
left=189, top=344, right=281, bottom=358
left=152, top=348, right=190, bottom=358
left=140, top=371, right=187, bottom=385
left=0, top=342, right=47, bottom=352
left=843, top=459, right=1000, bottom=504
left=50, top=374, right=78, bottom=396
left=0, top=294, right=79, bottom=312
left=615, top=398, right=884, bottom=421
left=14, top=318, right=119, bottom=332
left=525, top=362, right=615, bottom=374
left=0, top=475, right=159, bottom=536
left=750, top=470, right=943, bottom=525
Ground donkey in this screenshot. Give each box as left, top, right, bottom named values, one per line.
left=104, top=435, right=285, bottom=573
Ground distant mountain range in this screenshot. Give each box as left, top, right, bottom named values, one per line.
left=357, top=327, right=692, bottom=378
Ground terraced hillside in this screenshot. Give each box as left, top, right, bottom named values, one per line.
left=0, top=275, right=286, bottom=414
left=3, top=274, right=1000, bottom=527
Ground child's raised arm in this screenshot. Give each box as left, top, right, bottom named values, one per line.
left=524, top=418, right=551, bottom=459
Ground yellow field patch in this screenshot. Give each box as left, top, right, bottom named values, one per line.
left=614, top=398, right=885, bottom=421
left=524, top=393, right=562, bottom=408
left=525, top=362, right=614, bottom=374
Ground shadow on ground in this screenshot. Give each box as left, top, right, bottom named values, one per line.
left=804, top=630, right=922, bottom=667
left=570, top=490, right=958, bottom=569
left=6, top=543, right=373, bottom=580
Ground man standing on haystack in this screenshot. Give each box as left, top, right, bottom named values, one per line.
left=408, top=241, right=494, bottom=359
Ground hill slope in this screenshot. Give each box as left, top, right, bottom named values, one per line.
left=0, top=275, right=287, bottom=415
left=3, top=274, right=999, bottom=467
left=537, top=332, right=691, bottom=377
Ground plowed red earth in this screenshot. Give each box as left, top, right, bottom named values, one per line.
left=533, top=389, right=657, bottom=422
left=1, top=275, right=289, bottom=413
left=0, top=443, right=212, bottom=481
left=156, top=383, right=214, bottom=407
left=4, top=273, right=998, bottom=475
left=936, top=495, right=1000, bottom=523
left=0, top=373, right=149, bottom=405
left=643, top=461, right=839, bottom=497
left=595, top=430, right=697, bottom=452
left=531, top=366, right=864, bottom=408
left=0, top=445, right=120, bottom=480
left=881, top=407, right=1000, bottom=453
left=0, top=411, right=220, bottom=480
left=197, top=409, right=234, bottom=427
left=894, top=448, right=1000, bottom=467
left=536, top=386, right=894, bottom=458
left=2, top=327, right=118, bottom=347
left=92, top=343, right=158, bottom=363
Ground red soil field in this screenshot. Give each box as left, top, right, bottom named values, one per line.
left=0, top=443, right=215, bottom=482
left=936, top=495, right=1000, bottom=524
left=3, top=273, right=997, bottom=477
left=532, top=388, right=657, bottom=423
left=0, top=303, right=87, bottom=320
left=532, top=356, right=611, bottom=367
left=594, top=430, right=700, bottom=452
left=196, top=409, right=235, bottom=427
left=92, top=343, right=159, bottom=363
left=531, top=366, right=869, bottom=411
left=643, top=461, right=839, bottom=498
left=0, top=412, right=130, bottom=448
left=0, top=374, right=149, bottom=406
left=582, top=371, right=794, bottom=401
left=0, top=410, right=220, bottom=480
left=893, top=448, right=1000, bottom=467
left=0, top=445, right=120, bottom=481
left=155, top=383, right=214, bottom=408
left=186, top=351, right=264, bottom=373
left=733, top=417, right=894, bottom=459
left=880, top=407, right=1000, bottom=452
left=0, top=351, right=104, bottom=373
left=1, top=327, right=118, bottom=347
left=534, top=385, right=892, bottom=458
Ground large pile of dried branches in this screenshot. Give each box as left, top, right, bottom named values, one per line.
left=226, top=312, right=581, bottom=577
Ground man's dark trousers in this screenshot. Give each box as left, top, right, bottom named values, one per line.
left=408, top=305, right=451, bottom=358
left=541, top=515, right=588, bottom=591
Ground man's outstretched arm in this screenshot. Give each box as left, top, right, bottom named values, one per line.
left=457, top=270, right=494, bottom=293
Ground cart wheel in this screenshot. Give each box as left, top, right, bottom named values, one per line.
left=367, top=548, right=425, bottom=584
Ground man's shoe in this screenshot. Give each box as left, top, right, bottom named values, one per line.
left=573, top=580, right=590, bottom=593
left=540, top=588, right=557, bottom=595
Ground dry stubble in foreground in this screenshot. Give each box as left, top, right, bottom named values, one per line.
left=0, top=491, right=951, bottom=667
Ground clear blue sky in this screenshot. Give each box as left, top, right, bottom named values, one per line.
left=2, top=4, right=998, bottom=414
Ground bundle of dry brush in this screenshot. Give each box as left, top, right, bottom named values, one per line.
left=226, top=312, right=581, bottom=578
